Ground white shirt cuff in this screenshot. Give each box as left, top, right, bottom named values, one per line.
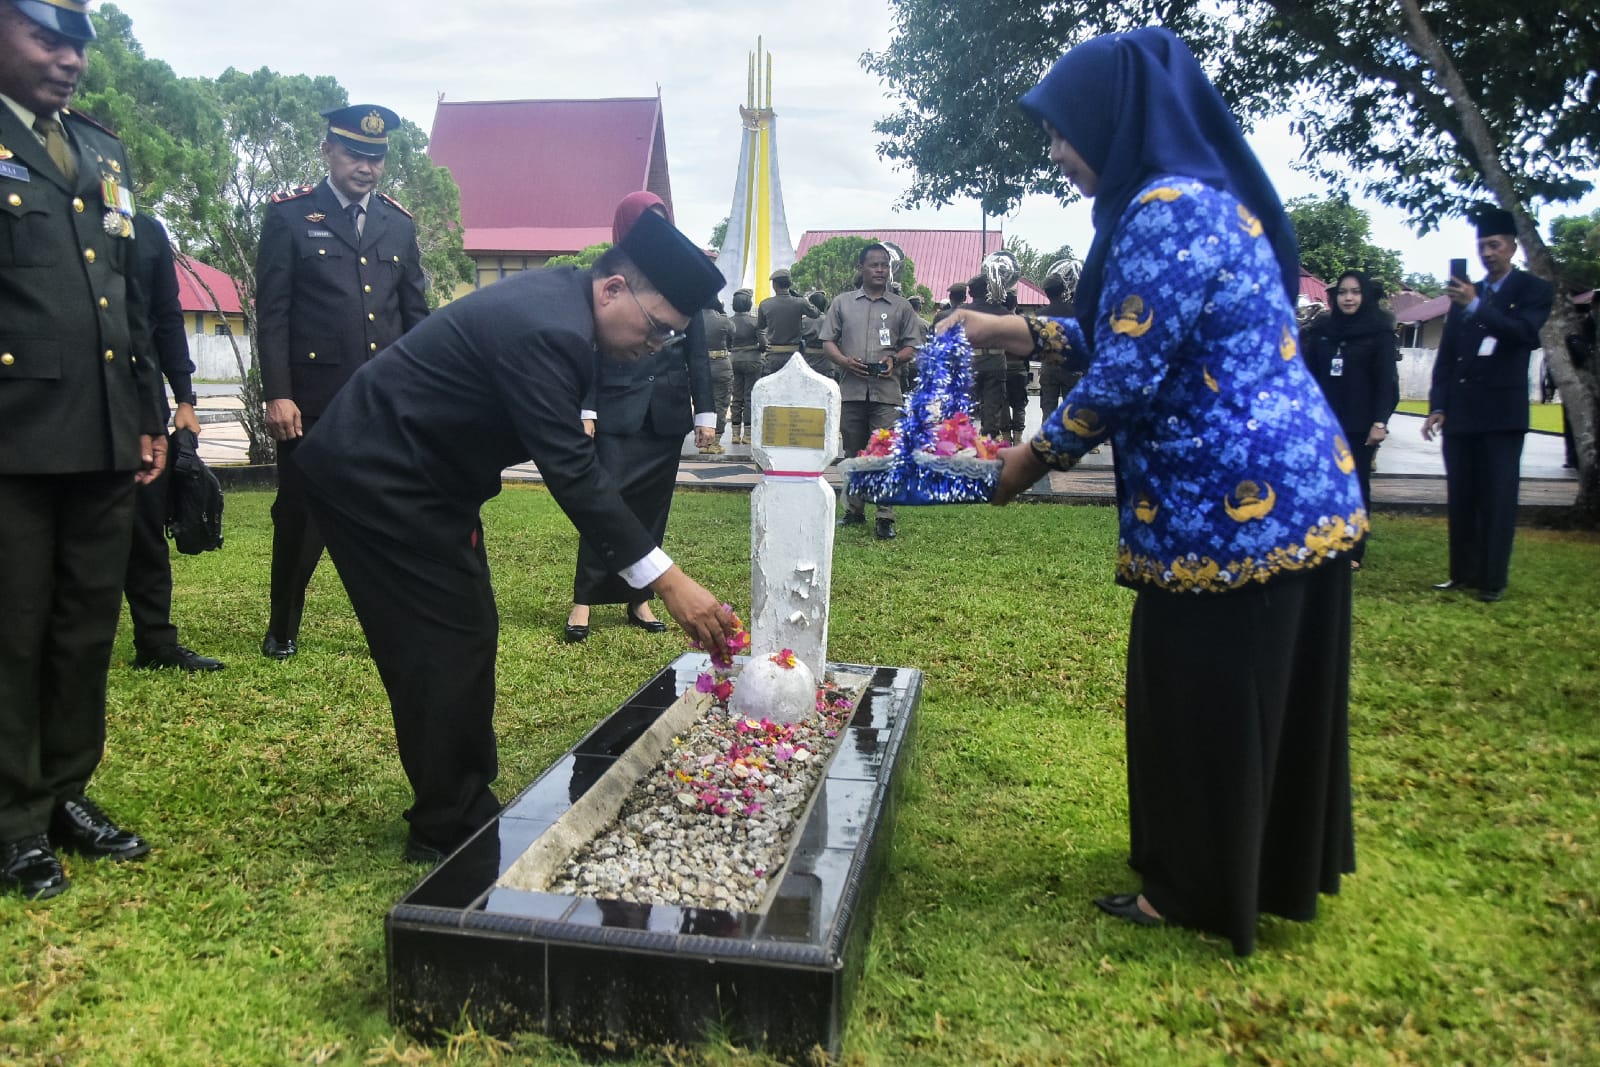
left=579, top=409, right=597, bottom=421
left=694, top=413, right=716, bottom=428
left=620, top=547, right=673, bottom=589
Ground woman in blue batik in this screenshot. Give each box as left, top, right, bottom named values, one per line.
left=938, top=28, right=1367, bottom=956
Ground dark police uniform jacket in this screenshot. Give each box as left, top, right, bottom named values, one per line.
left=0, top=104, right=162, bottom=473
left=255, top=178, right=429, bottom=418
left=1428, top=268, right=1553, bottom=435
left=293, top=267, right=657, bottom=572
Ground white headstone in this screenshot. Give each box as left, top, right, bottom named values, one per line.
left=748, top=354, right=841, bottom=680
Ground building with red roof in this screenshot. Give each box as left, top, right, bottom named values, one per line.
left=175, top=254, right=245, bottom=336
left=795, top=229, right=1049, bottom=306
left=428, top=96, right=673, bottom=293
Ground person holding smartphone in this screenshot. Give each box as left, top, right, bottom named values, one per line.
left=822, top=243, right=921, bottom=540
left=1422, top=208, right=1554, bottom=602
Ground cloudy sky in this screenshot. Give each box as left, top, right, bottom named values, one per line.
left=110, top=0, right=1597, bottom=281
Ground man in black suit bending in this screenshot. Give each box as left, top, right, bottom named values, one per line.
left=1423, top=207, right=1554, bottom=602
left=294, top=210, right=739, bottom=864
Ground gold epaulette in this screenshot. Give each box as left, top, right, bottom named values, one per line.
left=270, top=185, right=316, bottom=204
left=61, top=108, right=118, bottom=138
left=377, top=192, right=412, bottom=218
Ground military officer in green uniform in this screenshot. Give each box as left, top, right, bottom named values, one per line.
left=254, top=103, right=429, bottom=659
left=1, top=0, right=167, bottom=900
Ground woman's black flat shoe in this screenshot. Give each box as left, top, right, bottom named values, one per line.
left=1094, top=892, right=1163, bottom=927
left=626, top=610, right=667, bottom=634
left=563, top=624, right=589, bottom=643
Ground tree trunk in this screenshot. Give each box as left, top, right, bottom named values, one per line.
left=1395, top=0, right=1597, bottom=523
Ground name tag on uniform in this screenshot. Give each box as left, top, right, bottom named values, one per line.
left=306, top=228, right=333, bottom=238
left=1329, top=357, right=1344, bottom=377
left=0, top=161, right=28, bottom=182
left=1477, top=336, right=1497, bottom=357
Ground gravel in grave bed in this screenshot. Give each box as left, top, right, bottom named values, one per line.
left=547, top=682, right=859, bottom=911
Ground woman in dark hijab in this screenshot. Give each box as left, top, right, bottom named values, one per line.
left=563, top=192, right=716, bottom=641
left=939, top=28, right=1366, bottom=956
left=1302, top=271, right=1401, bottom=568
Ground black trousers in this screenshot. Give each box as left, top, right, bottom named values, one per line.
left=1348, top=439, right=1376, bottom=564
left=1441, top=430, right=1524, bottom=593
left=573, top=430, right=680, bottom=606
left=1125, top=563, right=1354, bottom=956
left=0, top=472, right=134, bottom=839
left=1038, top=369, right=1081, bottom=421
left=973, top=352, right=1010, bottom=436
left=267, top=434, right=326, bottom=641
left=1005, top=359, right=1030, bottom=435
left=310, top=496, right=503, bottom=851
left=124, top=456, right=178, bottom=653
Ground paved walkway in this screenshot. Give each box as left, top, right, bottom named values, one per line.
left=188, top=385, right=1578, bottom=515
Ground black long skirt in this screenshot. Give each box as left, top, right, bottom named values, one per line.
left=1124, top=562, right=1354, bottom=956
left=572, top=430, right=682, bottom=606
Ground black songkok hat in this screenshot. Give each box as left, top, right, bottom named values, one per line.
left=321, top=104, right=399, bottom=159
left=617, top=210, right=725, bottom=318
left=1473, top=206, right=1518, bottom=239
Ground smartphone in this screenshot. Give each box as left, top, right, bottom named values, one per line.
left=865, top=361, right=889, bottom=376
left=1449, top=257, right=1469, bottom=283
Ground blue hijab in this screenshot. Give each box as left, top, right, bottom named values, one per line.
left=1019, top=28, right=1299, bottom=341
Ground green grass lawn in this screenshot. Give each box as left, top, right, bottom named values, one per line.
left=1395, top=399, right=1567, bottom=433
left=4, top=488, right=1597, bottom=1066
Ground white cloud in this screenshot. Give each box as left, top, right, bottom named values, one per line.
left=110, top=0, right=1599, bottom=280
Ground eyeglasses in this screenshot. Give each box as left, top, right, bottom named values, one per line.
left=624, top=283, right=685, bottom=348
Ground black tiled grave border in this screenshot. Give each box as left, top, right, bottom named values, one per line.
left=386, top=653, right=922, bottom=1060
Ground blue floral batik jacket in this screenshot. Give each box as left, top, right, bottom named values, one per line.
left=1030, top=176, right=1366, bottom=593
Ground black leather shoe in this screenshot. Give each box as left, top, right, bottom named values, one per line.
left=134, top=644, right=225, bottom=672
left=562, top=623, right=589, bottom=643
left=401, top=834, right=447, bottom=866
left=1094, top=892, right=1163, bottom=927
left=1478, top=588, right=1504, bottom=603
left=261, top=634, right=297, bottom=659
left=1432, top=579, right=1473, bottom=591
left=875, top=519, right=897, bottom=540
left=50, top=796, right=149, bottom=861
left=1, top=835, right=68, bottom=900
left=836, top=513, right=866, bottom=528
left=626, top=608, right=668, bottom=634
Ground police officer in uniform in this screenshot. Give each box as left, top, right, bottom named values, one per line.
left=1, top=0, right=166, bottom=899
left=756, top=266, right=820, bottom=377
left=255, top=103, right=429, bottom=658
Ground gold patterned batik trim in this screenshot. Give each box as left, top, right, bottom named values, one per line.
left=1025, top=315, right=1068, bottom=359
left=1030, top=435, right=1080, bottom=473
left=1117, top=510, right=1370, bottom=593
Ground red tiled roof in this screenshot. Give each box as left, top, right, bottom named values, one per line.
left=428, top=97, right=673, bottom=258
left=1298, top=268, right=1327, bottom=306
left=1388, top=291, right=1428, bottom=316
left=795, top=229, right=1049, bottom=304
left=175, top=255, right=243, bottom=314
left=1395, top=294, right=1451, bottom=324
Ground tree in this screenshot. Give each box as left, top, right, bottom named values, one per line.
left=789, top=236, right=932, bottom=306
left=708, top=216, right=730, bottom=251
left=1548, top=210, right=1600, bottom=293
left=1401, top=272, right=1445, bottom=298
left=860, top=2, right=1272, bottom=216
left=546, top=243, right=611, bottom=270
left=1005, top=235, right=1078, bottom=288
left=1286, top=195, right=1404, bottom=295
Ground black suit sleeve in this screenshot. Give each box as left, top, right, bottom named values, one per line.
left=255, top=204, right=294, bottom=402
left=1477, top=273, right=1552, bottom=351
left=396, top=222, right=430, bottom=332
left=134, top=215, right=194, bottom=402
left=1373, top=329, right=1399, bottom=427
left=686, top=312, right=713, bottom=417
